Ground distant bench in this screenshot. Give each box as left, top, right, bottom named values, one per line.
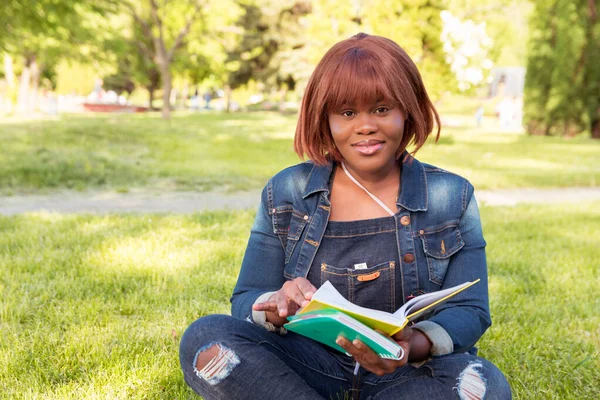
left=83, top=103, right=148, bottom=113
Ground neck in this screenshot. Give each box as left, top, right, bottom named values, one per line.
left=340, top=159, right=400, bottom=190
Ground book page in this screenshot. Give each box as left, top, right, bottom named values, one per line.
left=392, top=279, right=480, bottom=320
left=302, top=281, right=405, bottom=327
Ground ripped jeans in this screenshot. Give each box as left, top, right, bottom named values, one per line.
left=179, top=315, right=511, bottom=400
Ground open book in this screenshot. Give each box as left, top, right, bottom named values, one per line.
left=284, top=279, right=479, bottom=360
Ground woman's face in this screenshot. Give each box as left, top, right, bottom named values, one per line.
left=328, top=99, right=405, bottom=176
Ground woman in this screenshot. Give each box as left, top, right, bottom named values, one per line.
left=180, top=33, right=511, bottom=399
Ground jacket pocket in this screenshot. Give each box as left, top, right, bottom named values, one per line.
left=420, top=224, right=464, bottom=285
left=284, top=211, right=310, bottom=263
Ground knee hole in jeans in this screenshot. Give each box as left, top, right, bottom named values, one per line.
left=454, top=361, right=487, bottom=400
left=193, top=342, right=240, bottom=386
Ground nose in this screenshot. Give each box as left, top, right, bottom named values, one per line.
left=355, top=113, right=378, bottom=135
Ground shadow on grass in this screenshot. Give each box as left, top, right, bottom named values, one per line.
left=1, top=203, right=598, bottom=399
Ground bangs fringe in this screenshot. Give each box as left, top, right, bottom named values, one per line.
left=295, top=33, right=440, bottom=165
left=325, top=49, right=398, bottom=113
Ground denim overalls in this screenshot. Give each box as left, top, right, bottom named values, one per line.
left=179, top=154, right=512, bottom=399
left=307, top=217, right=400, bottom=313
left=232, top=153, right=490, bottom=353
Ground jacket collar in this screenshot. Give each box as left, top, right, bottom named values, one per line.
left=303, top=161, right=334, bottom=198
left=397, top=153, right=428, bottom=212
left=303, top=152, right=428, bottom=212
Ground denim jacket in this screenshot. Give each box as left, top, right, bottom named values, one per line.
left=231, top=154, right=491, bottom=354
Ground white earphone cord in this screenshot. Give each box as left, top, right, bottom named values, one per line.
left=341, top=162, right=396, bottom=217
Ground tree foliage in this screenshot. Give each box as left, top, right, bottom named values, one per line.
left=119, top=0, right=239, bottom=118
left=301, top=0, right=452, bottom=99
left=1, top=1, right=115, bottom=113
left=2, top=0, right=544, bottom=119
left=524, top=0, right=599, bottom=138
left=226, top=1, right=310, bottom=87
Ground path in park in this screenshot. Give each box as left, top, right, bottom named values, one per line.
left=1, top=187, right=600, bottom=215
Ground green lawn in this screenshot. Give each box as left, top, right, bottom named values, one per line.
left=1, top=203, right=598, bottom=399
left=1, top=112, right=598, bottom=194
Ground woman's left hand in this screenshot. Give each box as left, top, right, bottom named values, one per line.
left=335, top=327, right=413, bottom=376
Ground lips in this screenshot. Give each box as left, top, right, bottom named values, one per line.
left=352, top=140, right=384, bottom=155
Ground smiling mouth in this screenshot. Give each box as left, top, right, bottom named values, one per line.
left=352, top=140, right=384, bottom=155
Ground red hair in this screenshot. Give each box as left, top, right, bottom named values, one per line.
left=294, top=33, right=440, bottom=164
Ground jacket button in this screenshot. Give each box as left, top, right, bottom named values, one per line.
left=303, top=215, right=309, bottom=220
left=403, top=253, right=415, bottom=263
left=400, top=216, right=410, bottom=226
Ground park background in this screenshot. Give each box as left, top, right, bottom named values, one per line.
left=0, top=0, right=599, bottom=399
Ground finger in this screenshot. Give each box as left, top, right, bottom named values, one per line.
left=337, top=337, right=379, bottom=365
left=252, top=301, right=277, bottom=312
left=275, top=293, right=290, bottom=317
left=351, top=339, right=382, bottom=364
left=282, top=281, right=310, bottom=308
left=350, top=338, right=404, bottom=374
left=337, top=337, right=390, bottom=375
left=335, top=336, right=359, bottom=354
left=294, top=278, right=317, bottom=302
left=393, top=326, right=413, bottom=342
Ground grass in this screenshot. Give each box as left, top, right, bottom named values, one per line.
left=0, top=112, right=599, bottom=194
left=1, top=203, right=598, bottom=399
left=0, top=112, right=297, bottom=194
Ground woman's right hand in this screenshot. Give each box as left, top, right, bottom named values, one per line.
left=252, top=278, right=317, bottom=327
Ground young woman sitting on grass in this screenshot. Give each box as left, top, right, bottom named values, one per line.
left=179, top=33, right=512, bottom=400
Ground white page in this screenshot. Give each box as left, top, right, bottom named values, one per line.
left=392, top=280, right=476, bottom=319
left=309, top=281, right=405, bottom=326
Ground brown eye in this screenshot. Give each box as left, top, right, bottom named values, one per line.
left=375, top=107, right=389, bottom=114
left=341, top=110, right=355, bottom=117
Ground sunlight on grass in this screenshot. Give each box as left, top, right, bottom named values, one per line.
left=1, top=112, right=599, bottom=194
left=480, top=157, right=564, bottom=170
left=479, top=202, right=599, bottom=399
left=1, top=203, right=599, bottom=399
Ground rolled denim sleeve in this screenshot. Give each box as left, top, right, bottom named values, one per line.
left=426, top=187, right=491, bottom=353
left=412, top=320, right=454, bottom=356
left=230, top=182, right=287, bottom=321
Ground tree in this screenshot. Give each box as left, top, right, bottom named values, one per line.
left=524, top=0, right=599, bottom=138
left=1, top=1, right=115, bottom=113
left=102, top=19, right=162, bottom=109
left=582, top=0, right=600, bottom=138
left=223, top=0, right=310, bottom=111
left=303, top=0, right=452, bottom=99
left=122, top=0, right=209, bottom=119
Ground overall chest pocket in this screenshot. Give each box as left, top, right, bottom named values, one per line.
left=320, top=261, right=396, bottom=313
left=420, top=224, right=464, bottom=285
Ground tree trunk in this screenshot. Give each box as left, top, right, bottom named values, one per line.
left=592, top=119, right=600, bottom=139
left=527, top=121, right=546, bottom=136
left=160, top=65, right=172, bottom=119
left=4, top=54, right=15, bottom=88
left=147, top=86, right=155, bottom=109
left=225, top=85, right=232, bottom=113
left=17, top=61, right=31, bottom=114
left=278, top=86, right=287, bottom=113
left=181, top=81, right=189, bottom=109
left=30, top=56, right=40, bottom=112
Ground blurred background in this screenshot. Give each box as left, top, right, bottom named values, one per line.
left=1, top=1, right=599, bottom=399
left=0, top=0, right=596, bottom=139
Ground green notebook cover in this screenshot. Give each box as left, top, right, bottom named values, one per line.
left=285, top=309, right=404, bottom=360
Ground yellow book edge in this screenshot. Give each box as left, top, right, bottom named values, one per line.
left=405, top=278, right=481, bottom=321
left=299, top=279, right=480, bottom=337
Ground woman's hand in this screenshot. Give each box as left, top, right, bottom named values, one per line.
left=336, top=327, right=429, bottom=376
left=252, top=278, right=317, bottom=327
